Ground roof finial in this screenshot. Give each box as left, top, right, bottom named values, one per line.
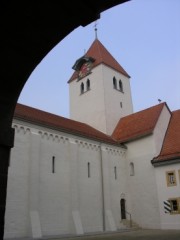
left=94, top=21, right=98, bottom=39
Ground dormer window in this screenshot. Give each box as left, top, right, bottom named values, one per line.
left=113, top=77, right=117, bottom=89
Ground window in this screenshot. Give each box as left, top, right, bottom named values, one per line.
left=166, top=171, right=177, bottom=186
left=169, top=198, right=180, bottom=214
left=120, top=102, right=123, bottom=108
left=80, top=82, right=84, bottom=94
left=119, top=80, right=123, bottom=92
left=113, top=77, right=117, bottom=89
left=114, top=166, right=117, bottom=180
left=88, top=162, right=90, bottom=178
left=130, top=162, right=135, bottom=176
left=86, top=79, right=90, bottom=91
left=179, top=169, right=180, bottom=183
left=52, top=156, right=55, bottom=173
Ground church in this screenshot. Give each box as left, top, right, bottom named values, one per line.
left=4, top=37, right=180, bottom=239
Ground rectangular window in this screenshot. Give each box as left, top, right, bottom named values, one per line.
left=169, top=198, right=180, bottom=214
left=114, top=166, right=117, bottom=180
left=120, top=102, right=123, bottom=108
left=88, top=162, right=90, bottom=178
left=179, top=169, right=180, bottom=183
left=52, top=156, right=55, bottom=173
left=166, top=171, right=177, bottom=186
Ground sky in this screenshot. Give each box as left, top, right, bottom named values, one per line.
left=18, top=0, right=180, bottom=118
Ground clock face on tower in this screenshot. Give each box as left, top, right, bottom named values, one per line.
left=78, top=61, right=92, bottom=79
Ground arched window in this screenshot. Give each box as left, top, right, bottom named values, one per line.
left=86, top=79, right=90, bottom=91
left=113, top=77, right=117, bottom=89
left=80, top=82, right=84, bottom=94
left=119, top=80, right=123, bottom=92
left=130, top=162, right=134, bottom=176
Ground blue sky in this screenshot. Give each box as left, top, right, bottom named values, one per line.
left=18, top=0, right=180, bottom=118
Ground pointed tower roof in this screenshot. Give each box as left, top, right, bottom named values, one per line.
left=68, top=39, right=130, bottom=83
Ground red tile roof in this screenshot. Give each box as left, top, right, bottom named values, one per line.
left=68, top=39, right=130, bottom=83
left=14, top=102, right=180, bottom=164
left=112, top=103, right=166, bottom=143
left=152, top=110, right=180, bottom=162
left=14, top=103, right=119, bottom=146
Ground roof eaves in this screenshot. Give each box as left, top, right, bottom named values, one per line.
left=117, top=130, right=153, bottom=143
left=151, top=155, right=180, bottom=166
left=14, top=115, right=123, bottom=147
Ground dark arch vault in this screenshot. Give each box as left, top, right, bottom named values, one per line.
left=0, top=1, right=129, bottom=238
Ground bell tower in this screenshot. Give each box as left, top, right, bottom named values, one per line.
left=68, top=39, right=133, bottom=135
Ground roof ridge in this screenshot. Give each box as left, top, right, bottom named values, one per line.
left=118, top=102, right=166, bottom=121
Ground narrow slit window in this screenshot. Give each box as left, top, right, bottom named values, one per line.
left=52, top=156, right=55, bottom=173
left=88, top=162, right=90, bottom=178
left=86, top=79, right=90, bottom=91
left=80, top=82, right=84, bottom=94
left=120, top=102, right=123, bottom=108
left=114, top=166, right=117, bottom=180
left=130, top=162, right=135, bottom=176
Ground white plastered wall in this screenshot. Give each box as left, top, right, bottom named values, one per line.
left=125, top=104, right=171, bottom=229
left=69, top=64, right=133, bottom=135
left=102, top=65, right=133, bottom=135
left=125, top=136, right=161, bottom=229
left=69, top=65, right=107, bottom=133
left=4, top=119, right=127, bottom=239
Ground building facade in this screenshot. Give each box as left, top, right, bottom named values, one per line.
left=4, top=39, right=180, bottom=239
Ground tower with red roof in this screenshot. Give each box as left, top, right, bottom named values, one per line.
left=68, top=38, right=133, bottom=134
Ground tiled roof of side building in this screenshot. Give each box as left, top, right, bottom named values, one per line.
left=112, top=102, right=166, bottom=143
left=68, top=39, right=130, bottom=83
left=152, top=110, right=180, bottom=162
left=14, top=103, right=121, bottom=146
